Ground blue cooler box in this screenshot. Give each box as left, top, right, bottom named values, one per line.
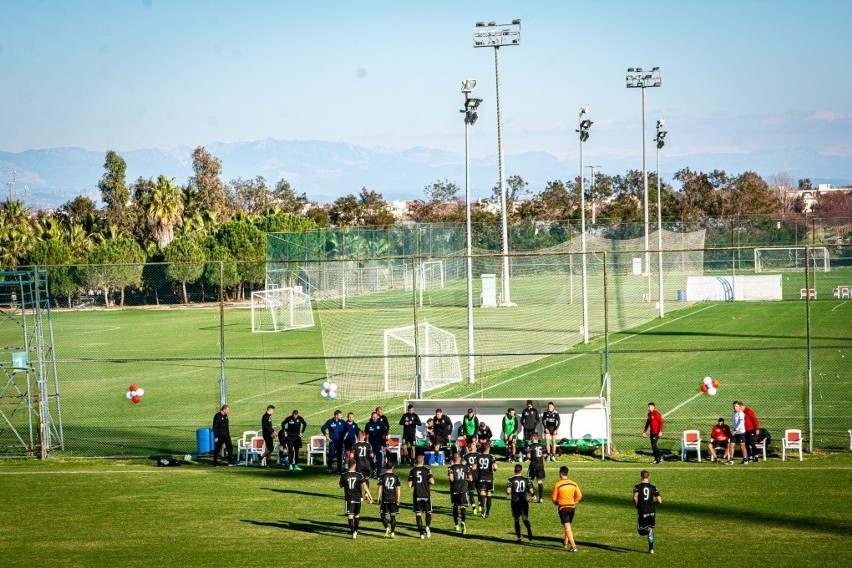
left=424, top=451, right=445, bottom=466
left=196, top=427, right=214, bottom=455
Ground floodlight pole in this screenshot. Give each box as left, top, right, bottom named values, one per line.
left=578, top=106, right=593, bottom=344
left=626, top=67, right=661, bottom=302
left=461, top=80, right=483, bottom=384
left=586, top=165, right=601, bottom=225
left=655, top=120, right=668, bottom=318
left=474, top=19, right=521, bottom=306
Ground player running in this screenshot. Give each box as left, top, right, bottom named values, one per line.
left=633, top=470, right=662, bottom=554
left=506, top=463, right=535, bottom=543
left=408, top=454, right=435, bottom=539
left=448, top=452, right=473, bottom=534
left=339, top=459, right=373, bottom=539
left=377, top=462, right=401, bottom=538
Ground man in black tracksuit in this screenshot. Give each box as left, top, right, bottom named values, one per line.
left=213, top=404, right=235, bottom=466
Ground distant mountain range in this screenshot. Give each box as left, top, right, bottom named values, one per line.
left=1, top=139, right=850, bottom=210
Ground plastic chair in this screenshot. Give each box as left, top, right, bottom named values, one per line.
left=243, top=436, right=265, bottom=465
left=680, top=430, right=702, bottom=462
left=782, top=429, right=803, bottom=461
left=237, top=431, right=259, bottom=463
left=386, top=435, right=403, bottom=463
left=307, top=435, right=327, bottom=466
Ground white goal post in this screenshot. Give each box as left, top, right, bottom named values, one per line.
left=754, top=247, right=830, bottom=273
left=383, top=322, right=462, bottom=394
left=251, top=287, right=315, bottom=332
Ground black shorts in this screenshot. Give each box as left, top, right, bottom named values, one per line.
left=262, top=434, right=274, bottom=452
left=434, top=435, right=448, bottom=447
left=734, top=433, right=746, bottom=444
left=637, top=512, right=656, bottom=534
left=413, top=497, right=432, bottom=513
left=344, top=500, right=362, bottom=516
left=511, top=500, right=530, bottom=518
left=558, top=507, right=576, bottom=524
left=451, top=492, right=469, bottom=506
left=380, top=501, right=399, bottom=515
left=477, top=479, right=495, bottom=493
left=466, top=477, right=479, bottom=492
left=403, top=432, right=417, bottom=444
left=711, top=440, right=730, bottom=451
left=356, top=464, right=372, bottom=478
left=523, top=428, right=536, bottom=440
left=287, top=436, right=301, bottom=450
left=544, top=426, right=558, bottom=436
left=528, top=466, right=545, bottom=480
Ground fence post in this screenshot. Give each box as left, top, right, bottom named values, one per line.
left=805, top=248, right=813, bottom=453
left=219, top=261, right=227, bottom=407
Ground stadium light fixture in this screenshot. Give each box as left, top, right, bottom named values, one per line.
left=626, top=65, right=662, bottom=302
left=461, top=80, right=483, bottom=383
left=473, top=18, right=521, bottom=306
left=655, top=119, right=668, bottom=318
left=577, top=105, right=593, bottom=344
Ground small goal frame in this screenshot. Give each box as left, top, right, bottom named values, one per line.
left=383, top=322, right=462, bottom=394
left=251, top=287, right=314, bottom=332
left=754, top=247, right=830, bottom=273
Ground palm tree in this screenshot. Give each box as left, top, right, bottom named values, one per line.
left=147, top=176, right=185, bottom=250
left=0, top=200, right=36, bottom=266
left=65, top=223, right=95, bottom=257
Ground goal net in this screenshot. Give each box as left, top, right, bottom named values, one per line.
left=384, top=322, right=462, bottom=394
left=754, top=247, right=830, bottom=273
left=251, top=287, right=315, bottom=332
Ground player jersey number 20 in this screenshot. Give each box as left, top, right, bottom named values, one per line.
left=512, top=479, right=527, bottom=493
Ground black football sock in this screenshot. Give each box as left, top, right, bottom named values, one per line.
left=354, top=517, right=360, bottom=531
left=524, top=519, right=532, bottom=537
left=514, top=518, right=521, bottom=538
left=486, top=496, right=492, bottom=514
left=425, top=512, right=432, bottom=527
left=460, top=508, right=466, bottom=522
left=348, top=518, right=354, bottom=533
left=538, top=484, right=543, bottom=502
left=453, top=505, right=459, bottom=525
left=416, top=515, right=423, bottom=533
left=479, top=495, right=485, bottom=511
left=390, top=515, right=397, bottom=532
left=381, top=512, right=388, bottom=528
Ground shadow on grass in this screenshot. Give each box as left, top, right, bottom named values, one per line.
left=583, top=493, right=851, bottom=538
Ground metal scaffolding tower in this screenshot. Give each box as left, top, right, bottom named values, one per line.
left=0, top=268, right=63, bottom=458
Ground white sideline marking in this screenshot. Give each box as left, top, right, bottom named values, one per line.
left=463, top=304, right=720, bottom=398
left=831, top=300, right=847, bottom=312
left=663, top=392, right=704, bottom=418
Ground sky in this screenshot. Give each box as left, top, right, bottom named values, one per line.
left=1, top=0, right=851, bottom=162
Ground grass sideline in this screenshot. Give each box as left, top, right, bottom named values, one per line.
left=1, top=453, right=850, bottom=567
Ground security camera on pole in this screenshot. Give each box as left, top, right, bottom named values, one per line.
left=577, top=106, right=593, bottom=344
left=461, top=80, right=483, bottom=383
left=654, top=119, right=668, bottom=318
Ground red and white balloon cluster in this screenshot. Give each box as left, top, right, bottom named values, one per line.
left=125, top=384, right=145, bottom=404
left=320, top=381, right=338, bottom=400
left=700, top=376, right=720, bottom=396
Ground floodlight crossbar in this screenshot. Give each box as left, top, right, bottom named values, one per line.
left=472, top=20, right=521, bottom=47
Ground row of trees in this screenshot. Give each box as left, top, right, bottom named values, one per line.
left=1, top=146, right=848, bottom=307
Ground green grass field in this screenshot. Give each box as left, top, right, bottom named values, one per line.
left=1, top=455, right=851, bottom=567
left=2, top=267, right=850, bottom=456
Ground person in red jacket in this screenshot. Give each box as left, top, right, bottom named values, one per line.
left=642, top=402, right=664, bottom=464
left=707, top=417, right=733, bottom=462
left=741, top=402, right=760, bottom=463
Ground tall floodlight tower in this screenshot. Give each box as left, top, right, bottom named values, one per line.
left=461, top=80, right=483, bottom=383
left=625, top=66, right=661, bottom=301
left=577, top=106, right=593, bottom=344
left=655, top=119, right=668, bottom=318
left=473, top=19, right=521, bottom=306
left=586, top=164, right=602, bottom=225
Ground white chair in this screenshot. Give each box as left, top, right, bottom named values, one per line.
left=236, top=431, right=259, bottom=463
left=782, top=429, right=803, bottom=461
left=386, top=434, right=403, bottom=463
left=242, top=436, right=265, bottom=465
left=680, top=430, right=702, bottom=462
left=307, top=435, right=327, bottom=466
left=752, top=436, right=768, bottom=461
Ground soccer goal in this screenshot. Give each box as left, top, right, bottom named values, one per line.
left=383, top=322, right=462, bottom=394
left=754, top=247, right=830, bottom=273
left=251, top=287, right=314, bottom=332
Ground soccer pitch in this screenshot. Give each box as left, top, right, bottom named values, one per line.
left=10, top=270, right=849, bottom=458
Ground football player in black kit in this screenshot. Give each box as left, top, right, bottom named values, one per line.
left=447, top=452, right=473, bottom=534
left=340, top=459, right=373, bottom=539
left=541, top=402, right=561, bottom=461
left=506, top=463, right=535, bottom=542
left=633, top=470, right=662, bottom=554
left=408, top=454, right=435, bottom=539
left=377, top=462, right=401, bottom=538
left=525, top=432, right=547, bottom=503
